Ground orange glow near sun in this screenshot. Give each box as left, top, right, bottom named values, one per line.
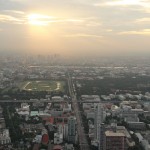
left=27, top=13, right=54, bottom=26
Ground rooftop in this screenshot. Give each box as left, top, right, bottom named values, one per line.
left=105, top=131, right=125, bottom=137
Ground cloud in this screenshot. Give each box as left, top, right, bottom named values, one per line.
left=0, top=14, right=25, bottom=24
left=0, top=11, right=89, bottom=26
left=26, top=14, right=86, bottom=26
left=0, top=0, right=149, bottom=55
left=3, top=10, right=25, bottom=14
left=63, top=33, right=103, bottom=38
left=94, top=0, right=150, bottom=8
left=135, top=17, right=150, bottom=23
left=63, top=18, right=102, bottom=27
left=26, top=13, right=102, bottom=27
left=0, top=10, right=101, bottom=28
left=119, top=29, right=150, bottom=35
left=0, top=9, right=26, bottom=24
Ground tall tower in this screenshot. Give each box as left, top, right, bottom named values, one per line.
left=94, top=103, right=104, bottom=150
left=68, top=117, right=76, bottom=144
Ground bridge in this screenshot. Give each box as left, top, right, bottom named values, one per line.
left=0, top=99, right=121, bottom=103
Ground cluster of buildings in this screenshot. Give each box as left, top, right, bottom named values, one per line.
left=71, top=64, right=150, bottom=81
left=1, top=55, right=150, bottom=150
left=79, top=94, right=150, bottom=150
left=15, top=96, right=76, bottom=150
left=101, top=92, right=150, bottom=101
left=0, top=106, right=11, bottom=149
left=2, top=55, right=150, bottom=93
left=0, top=61, right=67, bottom=92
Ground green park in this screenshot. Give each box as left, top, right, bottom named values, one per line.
left=20, top=80, right=66, bottom=92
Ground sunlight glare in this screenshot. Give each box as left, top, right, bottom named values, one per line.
left=27, top=14, right=54, bottom=26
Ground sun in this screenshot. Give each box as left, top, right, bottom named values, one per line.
left=27, top=14, right=54, bottom=26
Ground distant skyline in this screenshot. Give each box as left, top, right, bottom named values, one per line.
left=0, top=0, right=150, bottom=57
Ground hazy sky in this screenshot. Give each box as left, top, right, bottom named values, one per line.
left=0, top=0, right=150, bottom=57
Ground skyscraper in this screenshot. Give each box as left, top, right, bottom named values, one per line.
left=68, top=117, right=76, bottom=144
left=94, top=103, right=104, bottom=150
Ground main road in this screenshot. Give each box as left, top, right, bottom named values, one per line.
left=68, top=73, right=90, bottom=150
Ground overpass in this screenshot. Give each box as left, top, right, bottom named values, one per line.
left=0, top=99, right=121, bottom=103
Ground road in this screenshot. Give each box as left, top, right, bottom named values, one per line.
left=68, top=73, right=90, bottom=150
left=0, top=100, right=106, bottom=103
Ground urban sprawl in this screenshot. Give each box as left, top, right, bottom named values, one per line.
left=0, top=55, right=150, bottom=150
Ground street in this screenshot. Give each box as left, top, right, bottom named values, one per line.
left=68, top=73, right=90, bottom=150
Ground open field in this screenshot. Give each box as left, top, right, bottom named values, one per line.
left=20, top=80, right=66, bottom=92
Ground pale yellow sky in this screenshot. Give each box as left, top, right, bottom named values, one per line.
left=0, top=0, right=150, bottom=57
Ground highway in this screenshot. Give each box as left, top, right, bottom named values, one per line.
left=68, top=73, right=90, bottom=150
left=0, top=99, right=112, bottom=103
left=0, top=99, right=122, bottom=103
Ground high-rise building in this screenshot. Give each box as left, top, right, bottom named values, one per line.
left=100, top=123, right=119, bottom=150
left=95, top=103, right=103, bottom=139
left=94, top=103, right=105, bottom=149
left=63, top=124, right=68, bottom=140
left=99, top=124, right=132, bottom=150
left=68, top=117, right=76, bottom=144
left=103, top=131, right=125, bottom=150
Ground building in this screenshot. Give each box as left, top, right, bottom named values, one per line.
left=128, top=122, right=146, bottom=130
left=99, top=124, right=134, bottom=150
left=64, top=143, right=74, bottom=150
left=54, top=123, right=68, bottom=144
left=32, top=143, right=40, bottom=150
left=54, top=133, right=63, bottom=144
left=63, top=124, right=68, bottom=140
left=141, top=139, right=150, bottom=150
left=53, top=145, right=63, bottom=150
left=20, top=123, right=45, bottom=134
left=94, top=103, right=104, bottom=150
left=0, top=129, right=11, bottom=145
left=68, top=117, right=76, bottom=144
left=104, top=131, right=125, bottom=150
left=95, top=103, right=103, bottom=140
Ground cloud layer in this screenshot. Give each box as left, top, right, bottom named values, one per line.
left=0, top=0, right=150, bottom=56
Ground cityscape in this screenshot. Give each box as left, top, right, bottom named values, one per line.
left=1, top=0, right=150, bottom=150
left=0, top=55, right=150, bottom=150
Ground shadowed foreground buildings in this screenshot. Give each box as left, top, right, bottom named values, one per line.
left=0, top=106, right=11, bottom=146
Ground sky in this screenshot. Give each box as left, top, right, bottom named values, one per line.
left=0, top=0, right=150, bottom=57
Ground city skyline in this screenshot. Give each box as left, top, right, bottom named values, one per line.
left=0, top=0, right=150, bottom=57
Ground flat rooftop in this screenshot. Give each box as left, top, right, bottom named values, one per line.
left=105, top=131, right=125, bottom=137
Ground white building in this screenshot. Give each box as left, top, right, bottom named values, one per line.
left=0, top=129, right=11, bottom=145
left=54, top=133, right=63, bottom=144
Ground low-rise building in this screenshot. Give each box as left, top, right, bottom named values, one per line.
left=128, top=122, right=146, bottom=130
left=64, top=143, right=74, bottom=150
left=0, top=129, right=11, bottom=145
left=54, top=133, right=63, bottom=144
